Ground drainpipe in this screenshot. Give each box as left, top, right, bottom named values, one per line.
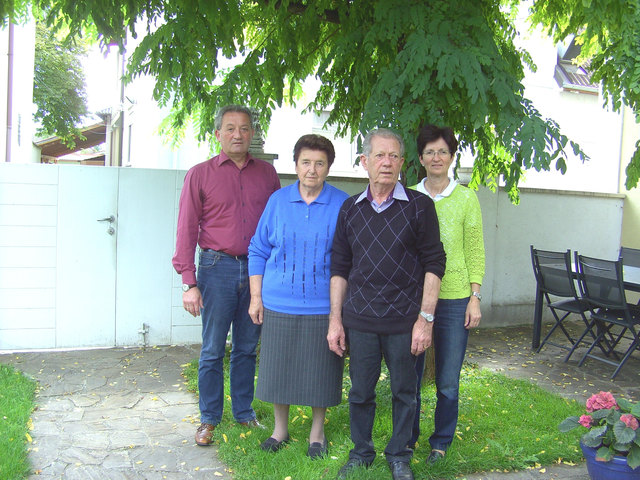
left=5, top=22, right=14, bottom=162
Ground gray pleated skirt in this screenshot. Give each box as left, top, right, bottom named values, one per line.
left=256, top=308, right=344, bottom=407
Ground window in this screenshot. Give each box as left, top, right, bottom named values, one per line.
left=554, top=35, right=598, bottom=95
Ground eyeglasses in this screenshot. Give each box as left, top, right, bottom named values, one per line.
left=422, top=149, right=451, bottom=158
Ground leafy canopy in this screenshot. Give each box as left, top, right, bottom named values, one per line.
left=4, top=0, right=640, bottom=199
left=33, top=20, right=89, bottom=146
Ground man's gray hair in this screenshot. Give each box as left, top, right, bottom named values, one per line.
left=214, top=105, right=255, bottom=130
left=362, top=128, right=405, bottom=157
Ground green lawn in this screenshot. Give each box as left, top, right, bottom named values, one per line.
left=183, top=357, right=584, bottom=480
left=0, top=364, right=36, bottom=480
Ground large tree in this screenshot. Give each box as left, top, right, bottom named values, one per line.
left=33, top=20, right=89, bottom=146
left=3, top=1, right=640, bottom=198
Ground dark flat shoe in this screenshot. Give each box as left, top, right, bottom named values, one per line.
left=336, top=458, right=370, bottom=479
left=425, top=449, right=445, bottom=465
left=260, top=435, right=290, bottom=452
left=307, top=437, right=328, bottom=459
left=389, top=462, right=413, bottom=480
left=389, top=461, right=414, bottom=480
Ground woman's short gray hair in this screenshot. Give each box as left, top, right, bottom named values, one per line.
left=214, top=105, right=255, bottom=130
left=362, top=128, right=405, bottom=157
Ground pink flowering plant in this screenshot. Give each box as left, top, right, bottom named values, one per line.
left=559, top=391, right=640, bottom=468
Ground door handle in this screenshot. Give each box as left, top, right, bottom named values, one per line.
left=97, top=215, right=116, bottom=223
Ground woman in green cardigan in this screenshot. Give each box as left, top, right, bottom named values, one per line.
left=409, top=124, right=485, bottom=465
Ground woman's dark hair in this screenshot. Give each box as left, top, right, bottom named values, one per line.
left=293, top=134, right=336, bottom=167
left=416, top=124, right=458, bottom=156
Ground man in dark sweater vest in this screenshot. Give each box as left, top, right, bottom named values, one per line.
left=328, top=128, right=446, bottom=480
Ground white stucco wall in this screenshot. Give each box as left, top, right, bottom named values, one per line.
left=0, top=164, right=625, bottom=350
left=0, top=20, right=37, bottom=164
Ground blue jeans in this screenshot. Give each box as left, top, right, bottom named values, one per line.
left=411, top=298, right=469, bottom=451
left=197, top=250, right=261, bottom=425
left=346, top=328, right=416, bottom=465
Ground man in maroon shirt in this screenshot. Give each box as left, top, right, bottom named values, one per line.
left=172, top=105, right=280, bottom=446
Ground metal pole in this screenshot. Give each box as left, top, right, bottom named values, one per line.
left=5, top=22, right=14, bottom=162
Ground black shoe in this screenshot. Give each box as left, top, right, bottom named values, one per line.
left=307, top=437, right=328, bottom=459
left=425, top=449, right=445, bottom=465
left=389, top=461, right=414, bottom=480
left=336, top=458, right=369, bottom=479
left=260, top=435, right=290, bottom=452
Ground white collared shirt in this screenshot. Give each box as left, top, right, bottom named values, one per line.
left=416, top=177, right=458, bottom=202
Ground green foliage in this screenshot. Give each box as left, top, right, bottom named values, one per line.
left=0, top=364, right=36, bottom=480
left=0, top=0, right=31, bottom=26
left=3, top=1, right=640, bottom=195
left=33, top=20, right=89, bottom=147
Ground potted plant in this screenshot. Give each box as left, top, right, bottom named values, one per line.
left=560, top=391, right=640, bottom=479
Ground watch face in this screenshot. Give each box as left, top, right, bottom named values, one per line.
left=420, top=311, right=434, bottom=322
left=182, top=284, right=191, bottom=292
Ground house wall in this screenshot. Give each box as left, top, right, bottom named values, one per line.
left=0, top=163, right=624, bottom=350
left=0, top=20, right=38, bottom=164
left=620, top=107, right=640, bottom=250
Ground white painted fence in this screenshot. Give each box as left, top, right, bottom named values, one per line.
left=0, top=163, right=625, bottom=349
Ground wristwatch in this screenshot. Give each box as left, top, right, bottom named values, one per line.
left=471, top=291, right=482, bottom=301
left=419, top=311, right=435, bottom=322
left=182, top=283, right=197, bottom=292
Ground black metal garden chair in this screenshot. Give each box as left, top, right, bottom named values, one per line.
left=576, top=254, right=640, bottom=379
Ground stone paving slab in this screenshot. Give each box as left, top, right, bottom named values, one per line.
left=1, top=345, right=231, bottom=480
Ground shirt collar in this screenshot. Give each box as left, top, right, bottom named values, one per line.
left=289, top=180, right=330, bottom=204
left=417, top=177, right=457, bottom=201
left=356, top=182, right=408, bottom=204
left=216, top=151, right=254, bottom=168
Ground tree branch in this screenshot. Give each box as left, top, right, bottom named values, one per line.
left=259, top=0, right=342, bottom=24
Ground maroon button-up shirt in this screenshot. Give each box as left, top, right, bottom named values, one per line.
left=172, top=152, right=280, bottom=285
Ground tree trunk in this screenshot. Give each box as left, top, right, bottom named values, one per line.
left=422, top=346, right=436, bottom=382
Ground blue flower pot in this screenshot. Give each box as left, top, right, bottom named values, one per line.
left=581, top=442, right=640, bottom=480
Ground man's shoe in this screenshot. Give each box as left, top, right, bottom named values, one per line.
left=194, top=423, right=215, bottom=446
left=307, top=437, right=328, bottom=459
left=238, top=419, right=265, bottom=429
left=260, top=435, right=290, bottom=452
left=389, top=461, right=414, bottom=480
left=336, top=458, right=369, bottom=479
left=425, top=449, right=445, bottom=465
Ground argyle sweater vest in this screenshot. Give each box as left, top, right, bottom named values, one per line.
left=331, top=187, right=446, bottom=334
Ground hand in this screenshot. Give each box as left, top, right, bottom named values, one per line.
left=183, top=287, right=203, bottom=317
left=411, top=317, right=433, bottom=355
left=465, top=296, right=482, bottom=329
left=327, top=316, right=347, bottom=357
left=248, top=296, right=264, bottom=325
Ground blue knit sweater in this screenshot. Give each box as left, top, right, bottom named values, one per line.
left=248, top=181, right=349, bottom=314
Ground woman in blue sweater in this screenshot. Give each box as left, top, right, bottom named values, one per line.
left=248, top=134, right=349, bottom=459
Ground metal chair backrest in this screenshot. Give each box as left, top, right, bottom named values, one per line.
left=576, top=255, right=627, bottom=311
left=620, top=246, right=640, bottom=268
left=531, top=247, right=577, bottom=298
